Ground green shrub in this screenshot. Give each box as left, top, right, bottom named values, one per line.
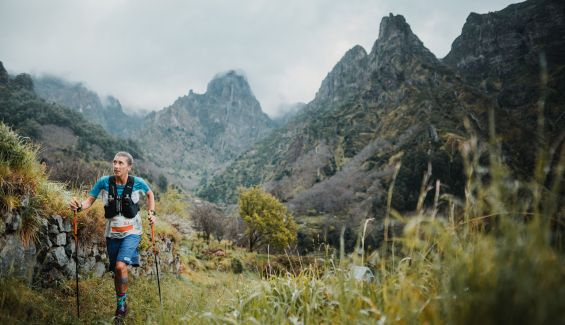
left=231, top=258, right=243, bottom=274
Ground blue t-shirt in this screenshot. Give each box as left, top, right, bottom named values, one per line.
left=89, top=176, right=151, bottom=238
left=89, top=175, right=150, bottom=198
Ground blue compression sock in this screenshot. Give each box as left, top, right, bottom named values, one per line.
left=117, top=293, right=127, bottom=307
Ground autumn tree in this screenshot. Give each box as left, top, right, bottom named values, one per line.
left=238, top=186, right=297, bottom=252
left=192, top=204, right=224, bottom=243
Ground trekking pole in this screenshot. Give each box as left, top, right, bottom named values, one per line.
left=151, top=222, right=163, bottom=306
left=73, top=210, right=80, bottom=319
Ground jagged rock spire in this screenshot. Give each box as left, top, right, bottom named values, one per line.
left=206, top=70, right=256, bottom=101
left=315, top=45, right=369, bottom=104
left=369, top=14, right=437, bottom=68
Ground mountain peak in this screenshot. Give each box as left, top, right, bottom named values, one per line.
left=374, top=14, right=427, bottom=52
left=378, top=14, right=411, bottom=40
left=206, top=70, right=255, bottom=100
left=314, top=45, right=369, bottom=104
left=368, top=14, right=438, bottom=71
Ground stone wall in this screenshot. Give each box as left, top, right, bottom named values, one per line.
left=1, top=212, right=181, bottom=287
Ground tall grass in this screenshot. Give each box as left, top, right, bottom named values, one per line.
left=201, top=122, right=563, bottom=324
left=0, top=122, right=69, bottom=246
left=0, top=270, right=256, bottom=324
left=1, top=93, right=564, bottom=323
left=2, top=133, right=563, bottom=324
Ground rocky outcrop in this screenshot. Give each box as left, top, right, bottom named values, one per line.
left=140, top=70, right=275, bottom=189
left=313, top=45, right=369, bottom=106
left=444, top=0, right=565, bottom=87
left=0, top=233, right=36, bottom=283
left=444, top=0, right=565, bottom=176
left=1, top=211, right=180, bottom=287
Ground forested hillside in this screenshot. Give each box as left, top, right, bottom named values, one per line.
left=33, top=75, right=145, bottom=138
left=0, top=62, right=143, bottom=186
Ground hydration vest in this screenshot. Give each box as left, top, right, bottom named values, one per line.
left=104, top=176, right=139, bottom=219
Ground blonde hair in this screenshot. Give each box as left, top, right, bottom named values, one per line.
left=115, top=151, right=134, bottom=166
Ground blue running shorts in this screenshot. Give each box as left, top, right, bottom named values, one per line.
left=106, top=234, right=142, bottom=272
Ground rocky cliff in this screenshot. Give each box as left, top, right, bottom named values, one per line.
left=444, top=0, right=565, bottom=175
left=444, top=0, right=564, bottom=85
left=139, top=70, right=275, bottom=189
left=200, top=0, right=564, bottom=252
left=200, top=13, right=485, bottom=205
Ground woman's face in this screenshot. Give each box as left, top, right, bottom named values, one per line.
left=112, top=155, right=131, bottom=177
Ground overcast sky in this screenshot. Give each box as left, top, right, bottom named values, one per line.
left=0, top=0, right=518, bottom=117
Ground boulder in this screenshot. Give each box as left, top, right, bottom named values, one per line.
left=83, top=256, right=96, bottom=272
left=0, top=234, right=24, bottom=274
left=54, top=233, right=66, bottom=246
left=93, top=262, right=106, bottom=277
left=64, top=258, right=76, bottom=277
left=62, top=217, right=72, bottom=233
left=65, top=241, right=76, bottom=257
left=0, top=234, right=37, bottom=282
left=36, top=218, right=51, bottom=249
left=48, top=246, right=69, bottom=267
left=5, top=213, right=22, bottom=233
left=78, top=245, right=87, bottom=258
left=48, top=215, right=64, bottom=232
left=49, top=224, right=59, bottom=235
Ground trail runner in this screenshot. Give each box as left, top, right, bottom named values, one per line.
left=69, top=151, right=156, bottom=319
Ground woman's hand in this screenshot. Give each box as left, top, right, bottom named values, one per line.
left=69, top=198, right=82, bottom=212
left=148, top=210, right=157, bottom=224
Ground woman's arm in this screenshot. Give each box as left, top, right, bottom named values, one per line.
left=146, top=190, right=156, bottom=224
left=69, top=196, right=96, bottom=211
